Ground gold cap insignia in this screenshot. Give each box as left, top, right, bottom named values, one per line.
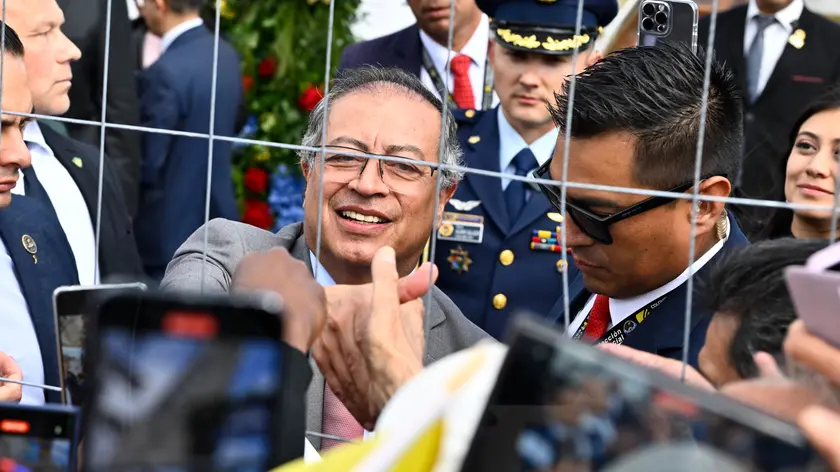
left=468, top=136, right=481, bottom=144
left=71, top=157, right=83, bottom=168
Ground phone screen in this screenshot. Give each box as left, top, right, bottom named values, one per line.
left=84, top=296, right=284, bottom=472
left=0, top=404, right=78, bottom=472
left=54, top=284, right=147, bottom=406
left=461, top=318, right=823, bottom=471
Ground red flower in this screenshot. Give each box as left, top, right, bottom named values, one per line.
left=258, top=56, right=277, bottom=78
left=298, top=84, right=324, bottom=112
left=242, top=199, right=273, bottom=230
left=243, top=167, right=269, bottom=194
left=242, top=75, right=254, bottom=93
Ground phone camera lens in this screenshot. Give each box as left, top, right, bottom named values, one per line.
left=642, top=3, right=656, bottom=16
left=655, top=12, right=668, bottom=24
left=656, top=23, right=668, bottom=33
left=642, top=17, right=655, bottom=31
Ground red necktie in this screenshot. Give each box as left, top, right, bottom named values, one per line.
left=321, top=384, right=364, bottom=451
left=450, top=54, right=475, bottom=109
left=583, top=295, right=611, bottom=341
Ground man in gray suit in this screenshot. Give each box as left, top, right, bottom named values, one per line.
left=160, top=66, right=488, bottom=451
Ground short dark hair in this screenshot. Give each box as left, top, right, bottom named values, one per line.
left=1, top=22, right=25, bottom=58
left=704, top=238, right=827, bottom=379
left=549, top=41, right=743, bottom=190
left=166, top=0, right=205, bottom=14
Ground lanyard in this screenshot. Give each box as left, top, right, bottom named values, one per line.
left=421, top=47, right=495, bottom=111
left=571, top=294, right=669, bottom=346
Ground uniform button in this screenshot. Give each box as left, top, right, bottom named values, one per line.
left=493, top=293, right=507, bottom=310
left=499, top=249, right=514, bottom=266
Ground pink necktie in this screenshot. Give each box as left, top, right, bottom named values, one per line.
left=321, top=384, right=364, bottom=451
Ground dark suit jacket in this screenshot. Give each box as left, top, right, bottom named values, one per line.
left=40, top=125, right=143, bottom=282
left=547, top=212, right=749, bottom=368
left=134, top=25, right=242, bottom=280
left=0, top=196, right=80, bottom=403
left=159, top=219, right=490, bottom=450
left=337, top=24, right=423, bottom=77
left=434, top=107, right=580, bottom=340
left=699, top=7, right=840, bottom=239
left=60, top=0, right=143, bottom=218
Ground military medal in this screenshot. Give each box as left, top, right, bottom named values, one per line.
left=447, top=246, right=472, bottom=274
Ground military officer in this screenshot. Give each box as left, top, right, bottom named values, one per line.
left=430, top=0, right=618, bottom=340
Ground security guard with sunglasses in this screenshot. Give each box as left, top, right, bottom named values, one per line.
left=427, top=0, right=618, bottom=340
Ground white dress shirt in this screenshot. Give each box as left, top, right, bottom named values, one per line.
left=12, top=122, right=98, bottom=285
left=743, top=0, right=804, bottom=98
left=0, top=235, right=45, bottom=405
left=308, top=252, right=375, bottom=442
left=497, top=107, right=559, bottom=192
left=566, top=222, right=730, bottom=335
left=160, top=17, right=204, bottom=54
left=418, top=15, right=499, bottom=109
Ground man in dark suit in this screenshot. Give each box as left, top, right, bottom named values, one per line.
left=338, top=0, right=498, bottom=110
left=541, top=42, right=748, bottom=369
left=432, top=0, right=618, bottom=340
left=134, top=0, right=241, bottom=281
left=6, top=0, right=144, bottom=284
left=0, top=23, right=79, bottom=405
left=59, top=0, right=143, bottom=218
left=699, top=0, right=840, bottom=239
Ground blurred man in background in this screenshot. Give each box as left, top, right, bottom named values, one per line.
left=699, top=0, right=840, bottom=239
left=6, top=0, right=143, bottom=284
left=133, top=0, right=242, bottom=281
left=338, top=0, right=498, bottom=110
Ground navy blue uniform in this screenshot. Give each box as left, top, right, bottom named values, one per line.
left=433, top=108, right=580, bottom=340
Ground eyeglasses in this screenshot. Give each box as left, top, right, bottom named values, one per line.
left=534, top=159, right=715, bottom=245
left=313, top=145, right=437, bottom=196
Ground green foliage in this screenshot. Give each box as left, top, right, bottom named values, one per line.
left=208, top=0, right=361, bottom=208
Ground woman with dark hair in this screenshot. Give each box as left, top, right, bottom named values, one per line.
left=763, top=86, right=840, bottom=240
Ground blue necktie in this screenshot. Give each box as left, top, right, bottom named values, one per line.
left=505, top=148, right=538, bottom=223
left=21, top=166, right=59, bottom=221
left=747, top=14, right=776, bottom=103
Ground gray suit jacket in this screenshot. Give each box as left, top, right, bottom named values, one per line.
left=160, top=219, right=489, bottom=449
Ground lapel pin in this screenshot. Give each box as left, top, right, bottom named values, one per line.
left=71, top=157, right=83, bottom=168
left=465, top=109, right=476, bottom=118
left=21, top=234, right=37, bottom=264
left=546, top=212, right=564, bottom=223
left=788, top=29, right=806, bottom=49
left=468, top=136, right=481, bottom=144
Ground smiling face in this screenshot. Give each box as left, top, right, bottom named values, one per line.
left=784, top=108, right=840, bottom=224
left=6, top=0, right=81, bottom=115
left=301, top=87, right=455, bottom=282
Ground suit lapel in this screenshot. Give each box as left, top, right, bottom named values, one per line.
left=306, top=358, right=325, bottom=450
left=721, top=8, right=749, bottom=97
left=462, top=111, right=510, bottom=232
left=391, top=25, right=423, bottom=77
left=547, top=269, right=587, bottom=325
left=755, top=11, right=812, bottom=105
left=39, top=125, right=99, bottom=227
left=508, top=184, right=555, bottom=236
left=0, top=197, right=71, bottom=403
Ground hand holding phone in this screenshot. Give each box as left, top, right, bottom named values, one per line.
left=0, top=350, right=23, bottom=402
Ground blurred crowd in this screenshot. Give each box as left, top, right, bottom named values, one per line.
left=2, top=0, right=840, bottom=469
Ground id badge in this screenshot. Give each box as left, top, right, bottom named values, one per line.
left=438, top=212, right=484, bottom=244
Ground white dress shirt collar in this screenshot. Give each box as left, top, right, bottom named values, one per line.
left=160, top=17, right=204, bottom=54
left=419, top=14, right=490, bottom=72
left=746, top=0, right=803, bottom=33
left=309, top=251, right=338, bottom=287
left=605, top=220, right=731, bottom=327
left=22, top=121, right=53, bottom=157
left=497, top=106, right=558, bottom=170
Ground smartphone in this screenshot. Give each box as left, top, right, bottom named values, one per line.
left=637, top=0, right=699, bottom=54
left=786, top=265, right=840, bottom=348
left=460, top=314, right=824, bottom=471
left=83, top=291, right=291, bottom=472
left=0, top=403, right=80, bottom=472
left=52, top=283, right=148, bottom=406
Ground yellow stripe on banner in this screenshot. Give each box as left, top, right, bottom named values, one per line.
left=269, top=439, right=380, bottom=472
left=388, top=419, right=443, bottom=472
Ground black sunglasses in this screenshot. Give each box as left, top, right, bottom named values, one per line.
left=534, top=159, right=716, bottom=245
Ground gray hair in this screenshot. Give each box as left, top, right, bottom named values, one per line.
left=298, top=66, right=464, bottom=188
